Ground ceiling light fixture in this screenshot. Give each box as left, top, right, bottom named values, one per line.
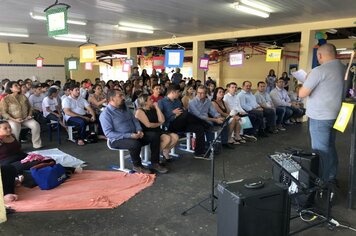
left=117, top=22, right=154, bottom=34
left=339, top=50, right=354, bottom=55
left=0, top=32, right=29, bottom=37
left=326, top=28, right=338, bottom=34
left=233, top=2, right=270, bottom=18
left=53, top=34, right=87, bottom=42
left=240, top=0, right=272, bottom=13
left=30, top=12, right=87, bottom=25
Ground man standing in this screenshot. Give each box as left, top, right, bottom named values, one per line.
left=171, top=68, right=183, bottom=85
left=299, top=43, right=345, bottom=183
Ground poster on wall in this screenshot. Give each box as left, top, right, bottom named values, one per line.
left=333, top=102, right=355, bottom=132
left=152, top=56, right=165, bottom=69
left=229, top=52, right=243, bottom=66
left=85, top=62, right=93, bottom=70
left=80, top=45, right=96, bottom=63
left=199, top=58, right=209, bottom=70
left=122, top=62, right=130, bottom=72
left=266, top=49, right=282, bottom=62
left=36, top=57, right=44, bottom=68
left=67, top=58, right=79, bottom=71
left=46, top=7, right=68, bottom=36
left=164, top=49, right=184, bottom=68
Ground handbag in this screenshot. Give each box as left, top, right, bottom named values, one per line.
left=31, top=162, right=67, bottom=190
left=239, top=116, right=253, bottom=129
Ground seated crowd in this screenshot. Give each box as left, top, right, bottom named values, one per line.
left=0, top=71, right=304, bottom=203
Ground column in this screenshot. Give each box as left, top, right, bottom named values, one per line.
left=192, top=41, right=205, bottom=81
left=127, top=47, right=138, bottom=67
left=299, top=29, right=316, bottom=72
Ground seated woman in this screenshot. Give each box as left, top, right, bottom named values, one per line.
left=88, top=84, right=107, bottom=139
left=181, top=85, right=195, bottom=110
left=135, top=94, right=178, bottom=168
left=0, top=81, right=42, bottom=149
left=212, top=87, right=245, bottom=145
left=42, top=87, right=66, bottom=128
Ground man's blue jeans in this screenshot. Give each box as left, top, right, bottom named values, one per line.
left=309, top=118, right=338, bottom=182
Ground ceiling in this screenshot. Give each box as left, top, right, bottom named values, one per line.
left=0, top=0, right=355, bottom=47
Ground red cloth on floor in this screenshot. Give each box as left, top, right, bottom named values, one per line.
left=7, top=170, right=155, bottom=212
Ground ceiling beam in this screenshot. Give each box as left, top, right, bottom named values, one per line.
left=97, top=17, right=356, bottom=51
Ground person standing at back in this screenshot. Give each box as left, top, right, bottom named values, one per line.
left=299, top=43, right=345, bottom=184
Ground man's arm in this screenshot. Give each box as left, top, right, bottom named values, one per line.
left=99, top=112, right=131, bottom=140
left=238, top=94, right=253, bottom=111
left=299, top=87, right=311, bottom=98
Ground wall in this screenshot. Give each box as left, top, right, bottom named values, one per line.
left=0, top=43, right=99, bottom=83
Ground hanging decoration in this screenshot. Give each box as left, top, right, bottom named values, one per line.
left=44, top=1, right=71, bottom=37
left=162, top=35, right=185, bottom=68
left=66, top=55, right=79, bottom=71
left=266, top=48, right=282, bottom=62
left=209, top=51, right=220, bottom=61
left=79, top=37, right=98, bottom=63
left=229, top=52, right=244, bottom=66
left=152, top=56, right=165, bottom=69
left=122, top=62, right=130, bottom=72
left=36, top=55, right=44, bottom=68
left=199, top=57, right=209, bottom=70
left=84, top=62, right=93, bottom=70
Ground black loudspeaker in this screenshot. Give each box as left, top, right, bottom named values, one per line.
left=217, top=178, right=290, bottom=236
left=272, top=152, right=319, bottom=208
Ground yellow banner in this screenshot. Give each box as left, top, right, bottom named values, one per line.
left=333, top=102, right=355, bottom=132
left=266, top=49, right=282, bottom=62
left=80, top=45, right=96, bottom=63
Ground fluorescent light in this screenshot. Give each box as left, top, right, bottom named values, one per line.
left=336, top=48, right=347, bottom=51
left=339, top=50, right=354, bottom=55
left=233, top=3, right=270, bottom=18
left=326, top=28, right=337, bottom=34
left=0, top=32, right=29, bottom=37
left=348, top=36, right=356, bottom=39
left=240, top=0, right=272, bottom=13
left=30, top=12, right=87, bottom=25
left=53, top=34, right=87, bottom=42
left=117, top=26, right=154, bottom=34
left=119, top=22, right=153, bottom=30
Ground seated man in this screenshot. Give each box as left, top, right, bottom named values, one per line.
left=62, top=84, right=96, bottom=146
left=188, top=85, right=234, bottom=150
left=223, top=82, right=259, bottom=141
left=270, top=78, right=304, bottom=124
left=99, top=89, right=151, bottom=174
left=28, top=84, right=46, bottom=124
left=254, top=81, right=286, bottom=131
left=158, top=84, right=209, bottom=159
left=238, top=81, right=271, bottom=136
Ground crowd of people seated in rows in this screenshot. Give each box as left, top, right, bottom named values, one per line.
left=0, top=69, right=304, bottom=203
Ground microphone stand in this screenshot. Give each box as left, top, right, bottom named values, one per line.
left=181, top=117, right=231, bottom=215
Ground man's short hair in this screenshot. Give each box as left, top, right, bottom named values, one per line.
left=257, top=81, right=266, bottom=87
left=242, top=81, right=251, bottom=86
left=318, top=43, right=337, bottom=57
left=152, top=84, right=161, bottom=89
left=107, top=89, right=121, bottom=101
left=167, top=84, right=181, bottom=94
left=228, top=82, right=237, bottom=88
left=69, top=83, right=80, bottom=91
left=197, top=85, right=207, bottom=94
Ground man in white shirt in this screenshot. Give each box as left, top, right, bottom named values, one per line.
left=238, top=81, right=271, bottom=136
left=255, top=81, right=286, bottom=131
left=223, top=82, right=258, bottom=140
left=270, top=79, right=304, bottom=124
left=62, top=84, right=96, bottom=146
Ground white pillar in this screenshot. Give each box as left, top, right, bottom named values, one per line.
left=299, top=29, right=316, bottom=72
left=127, top=47, right=138, bottom=67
